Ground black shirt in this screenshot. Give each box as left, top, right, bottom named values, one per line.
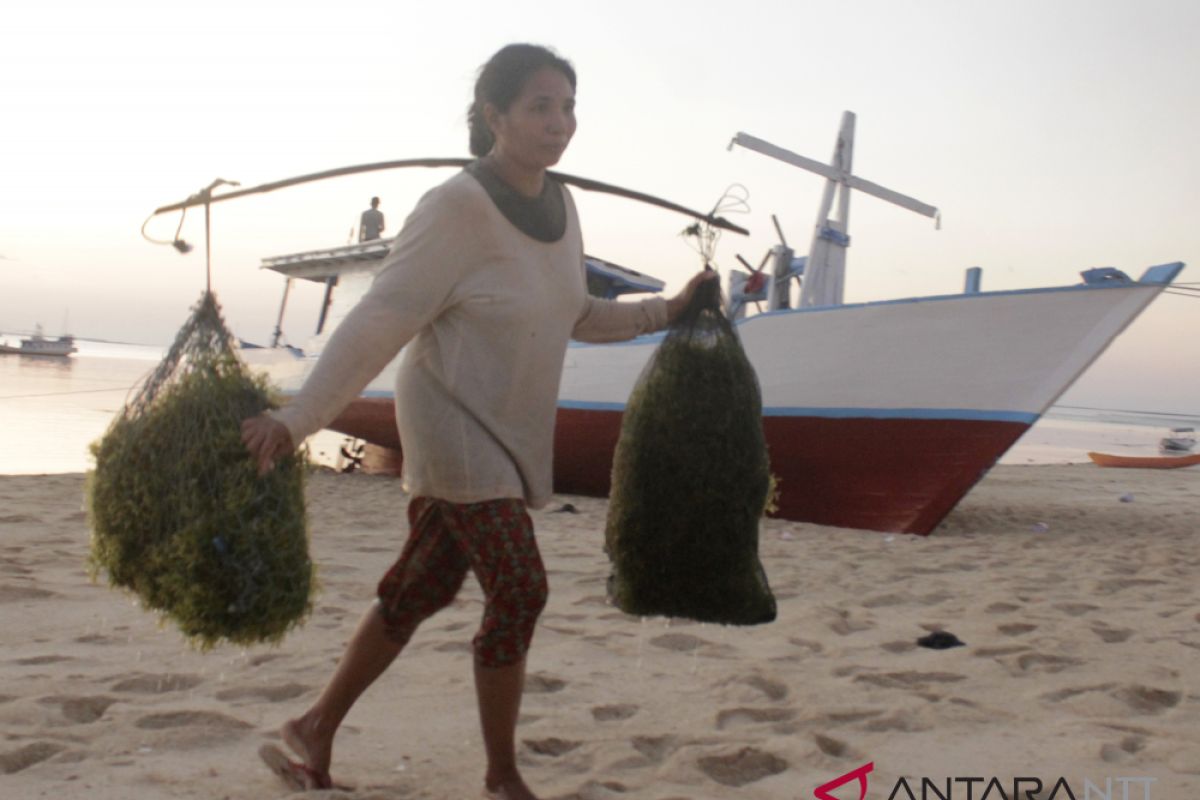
left=465, top=159, right=567, bottom=243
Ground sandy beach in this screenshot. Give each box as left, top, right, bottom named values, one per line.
left=2, top=464, right=1198, bottom=799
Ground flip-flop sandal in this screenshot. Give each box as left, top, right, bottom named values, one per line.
left=259, top=743, right=333, bottom=791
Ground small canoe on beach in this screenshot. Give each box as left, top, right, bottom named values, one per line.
left=1088, top=451, right=1200, bottom=469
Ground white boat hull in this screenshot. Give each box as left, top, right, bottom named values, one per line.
left=255, top=263, right=1183, bottom=534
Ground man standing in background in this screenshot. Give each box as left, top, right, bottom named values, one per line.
left=359, top=197, right=385, bottom=241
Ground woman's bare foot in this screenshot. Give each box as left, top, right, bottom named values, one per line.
left=483, top=769, right=540, bottom=800
left=281, top=714, right=334, bottom=780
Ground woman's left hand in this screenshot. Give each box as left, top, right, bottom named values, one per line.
left=666, top=270, right=720, bottom=323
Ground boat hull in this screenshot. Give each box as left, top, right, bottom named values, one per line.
left=552, top=408, right=1028, bottom=533
left=1088, top=452, right=1200, bottom=469
left=301, top=268, right=1181, bottom=535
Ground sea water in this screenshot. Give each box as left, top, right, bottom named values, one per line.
left=0, top=337, right=1196, bottom=476
left=0, top=337, right=348, bottom=475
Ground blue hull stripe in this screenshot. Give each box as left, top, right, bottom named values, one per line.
left=300, top=391, right=1037, bottom=425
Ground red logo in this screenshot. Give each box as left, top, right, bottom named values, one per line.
left=814, top=762, right=874, bottom=800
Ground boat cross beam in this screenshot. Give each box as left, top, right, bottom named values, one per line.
left=730, top=132, right=939, bottom=220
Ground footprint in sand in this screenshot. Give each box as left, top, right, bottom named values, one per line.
left=697, top=746, right=789, bottom=788
left=38, top=695, right=116, bottom=724
left=1094, top=578, right=1166, bottom=595
left=14, top=655, right=72, bottom=666
left=111, top=673, right=204, bottom=694
left=854, top=671, right=966, bottom=690
left=1054, top=602, right=1099, bottom=616
left=788, top=637, right=825, bottom=654
left=862, top=712, right=933, bottom=733
left=985, top=602, right=1021, bottom=614
left=133, top=710, right=254, bottom=750
left=1090, top=625, right=1134, bottom=644
left=568, top=779, right=631, bottom=798
left=973, top=645, right=1032, bottom=658
left=522, top=737, right=581, bottom=756
left=74, top=634, right=113, bottom=645
left=814, top=734, right=864, bottom=759
left=997, top=623, right=1037, bottom=636
left=1111, top=685, right=1181, bottom=715
left=1015, top=653, right=1083, bottom=674
left=630, top=734, right=677, bottom=764
left=1100, top=735, right=1146, bottom=764
left=715, top=707, right=795, bottom=731
left=826, top=610, right=874, bottom=636
left=818, top=709, right=885, bottom=725
left=215, top=683, right=309, bottom=703
left=247, top=653, right=286, bottom=667
left=649, top=633, right=733, bottom=656
left=135, top=710, right=253, bottom=731
left=0, top=586, right=58, bottom=602
left=742, top=675, right=788, bottom=702
left=1040, top=684, right=1118, bottom=704
left=861, top=593, right=908, bottom=609
left=0, top=741, right=65, bottom=774
left=524, top=673, right=566, bottom=694
left=592, top=704, right=638, bottom=722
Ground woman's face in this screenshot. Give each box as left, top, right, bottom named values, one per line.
left=487, top=66, right=577, bottom=170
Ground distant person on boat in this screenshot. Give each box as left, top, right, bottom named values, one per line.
left=242, top=43, right=715, bottom=800
left=358, top=196, right=385, bottom=241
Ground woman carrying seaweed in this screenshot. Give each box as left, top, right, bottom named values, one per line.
left=242, top=44, right=714, bottom=800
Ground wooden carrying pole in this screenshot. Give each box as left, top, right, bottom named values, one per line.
left=150, top=158, right=750, bottom=236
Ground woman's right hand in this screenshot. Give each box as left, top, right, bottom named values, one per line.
left=241, top=413, right=296, bottom=475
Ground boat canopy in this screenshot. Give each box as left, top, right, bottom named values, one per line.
left=261, top=239, right=395, bottom=282
left=261, top=239, right=664, bottom=298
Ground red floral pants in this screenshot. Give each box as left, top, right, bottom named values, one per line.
left=376, top=496, right=548, bottom=668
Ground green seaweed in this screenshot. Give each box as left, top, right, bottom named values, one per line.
left=87, top=292, right=313, bottom=649
left=605, top=280, right=776, bottom=625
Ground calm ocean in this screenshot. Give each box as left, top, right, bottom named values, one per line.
left=1, top=337, right=1196, bottom=476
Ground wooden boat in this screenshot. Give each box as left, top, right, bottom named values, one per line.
left=0, top=325, right=77, bottom=357
left=1088, top=451, right=1200, bottom=469
left=154, top=114, right=1187, bottom=535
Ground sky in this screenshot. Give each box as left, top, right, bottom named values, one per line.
left=1, top=0, right=1197, bottom=413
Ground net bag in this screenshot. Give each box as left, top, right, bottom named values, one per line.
left=87, top=292, right=313, bottom=648
left=604, top=278, right=776, bottom=625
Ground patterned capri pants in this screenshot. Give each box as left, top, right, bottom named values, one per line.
left=375, top=496, right=549, bottom=668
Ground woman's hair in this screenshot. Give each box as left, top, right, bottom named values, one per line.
left=468, top=44, right=576, bottom=157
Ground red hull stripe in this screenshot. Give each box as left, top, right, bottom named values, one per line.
left=329, top=400, right=1030, bottom=535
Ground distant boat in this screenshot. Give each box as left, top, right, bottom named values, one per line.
left=0, top=325, right=77, bottom=357
left=1159, top=427, right=1196, bottom=454
left=1088, top=451, right=1200, bottom=469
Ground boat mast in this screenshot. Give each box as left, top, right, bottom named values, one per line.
left=730, top=112, right=939, bottom=308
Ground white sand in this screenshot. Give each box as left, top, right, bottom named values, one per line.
left=1, top=464, right=1198, bottom=799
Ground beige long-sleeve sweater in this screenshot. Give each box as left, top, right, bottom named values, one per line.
left=271, top=170, right=668, bottom=508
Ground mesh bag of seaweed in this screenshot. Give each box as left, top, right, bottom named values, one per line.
left=87, top=291, right=313, bottom=649
left=604, top=277, right=776, bottom=625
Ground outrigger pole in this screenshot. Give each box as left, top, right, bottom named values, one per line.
left=149, top=158, right=750, bottom=236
